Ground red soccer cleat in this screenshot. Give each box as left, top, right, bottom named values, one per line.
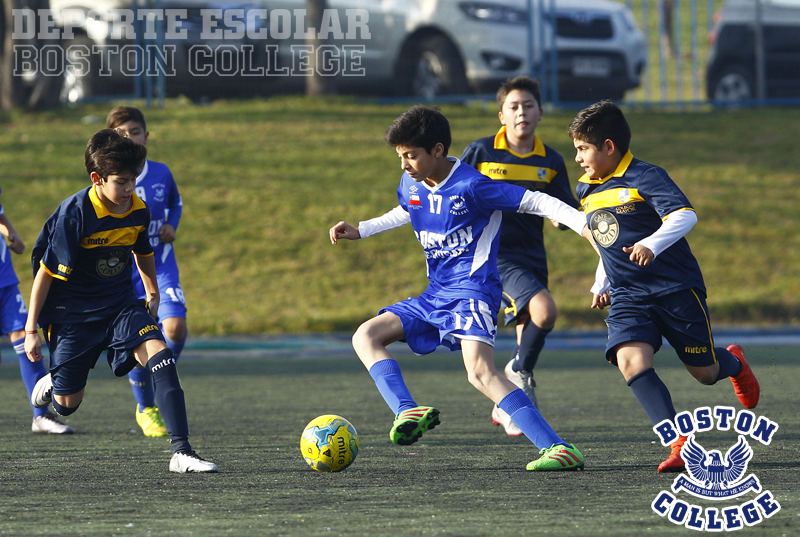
left=728, top=344, right=760, bottom=409
left=658, top=435, right=687, bottom=473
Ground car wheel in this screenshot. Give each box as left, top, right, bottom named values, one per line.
left=60, top=35, right=96, bottom=103
left=710, top=66, right=753, bottom=102
left=403, top=35, right=468, bottom=99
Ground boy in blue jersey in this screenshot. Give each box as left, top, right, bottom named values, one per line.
left=461, top=76, right=580, bottom=435
left=569, top=100, right=760, bottom=473
left=106, top=106, right=188, bottom=438
left=24, top=130, right=216, bottom=473
left=0, top=189, right=72, bottom=434
left=330, top=106, right=594, bottom=471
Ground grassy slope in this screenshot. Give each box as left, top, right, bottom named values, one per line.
left=0, top=97, right=798, bottom=334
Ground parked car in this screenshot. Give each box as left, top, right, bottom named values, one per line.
left=707, top=0, right=800, bottom=101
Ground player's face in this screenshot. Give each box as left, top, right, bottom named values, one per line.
left=114, top=120, right=148, bottom=146
left=573, top=137, right=617, bottom=179
left=92, top=171, right=138, bottom=212
left=499, top=89, right=542, bottom=143
left=396, top=144, right=443, bottom=184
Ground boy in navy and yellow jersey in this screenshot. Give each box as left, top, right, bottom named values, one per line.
left=106, top=106, right=188, bottom=439
left=569, top=100, right=759, bottom=473
left=24, top=130, right=216, bottom=473
left=461, top=76, right=580, bottom=436
left=331, top=105, right=593, bottom=471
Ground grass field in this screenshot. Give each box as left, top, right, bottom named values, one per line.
left=1, top=343, right=798, bottom=536
left=0, top=98, right=799, bottom=334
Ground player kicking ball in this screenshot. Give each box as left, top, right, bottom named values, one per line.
left=24, top=129, right=216, bottom=473
left=570, top=101, right=760, bottom=472
left=330, top=106, right=594, bottom=471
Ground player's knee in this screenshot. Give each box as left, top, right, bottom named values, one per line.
left=52, top=399, right=81, bottom=416
left=693, top=369, right=718, bottom=385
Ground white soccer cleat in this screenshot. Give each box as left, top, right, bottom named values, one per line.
left=31, top=373, right=54, bottom=409
left=169, top=450, right=218, bottom=473
left=32, top=412, right=74, bottom=434
left=505, top=359, right=537, bottom=408
left=491, top=404, right=524, bottom=436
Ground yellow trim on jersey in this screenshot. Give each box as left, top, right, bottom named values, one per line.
left=477, top=162, right=557, bottom=183
left=90, top=184, right=146, bottom=219
left=40, top=260, right=68, bottom=281
left=662, top=207, right=696, bottom=222
left=494, top=127, right=546, bottom=159
left=581, top=187, right=646, bottom=214
left=578, top=151, right=634, bottom=185
left=80, top=226, right=147, bottom=249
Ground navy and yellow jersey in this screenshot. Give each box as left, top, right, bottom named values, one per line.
left=576, top=151, right=705, bottom=302
left=31, top=186, right=154, bottom=324
left=460, top=127, right=579, bottom=274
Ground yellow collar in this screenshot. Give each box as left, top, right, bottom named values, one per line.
left=578, top=151, right=634, bottom=184
left=494, top=127, right=546, bottom=158
left=90, top=185, right=144, bottom=218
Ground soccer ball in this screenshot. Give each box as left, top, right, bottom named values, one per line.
left=300, top=415, right=359, bottom=472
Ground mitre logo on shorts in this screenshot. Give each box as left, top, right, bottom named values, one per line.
left=651, top=406, right=781, bottom=532
left=96, top=247, right=128, bottom=278
left=589, top=210, right=619, bottom=247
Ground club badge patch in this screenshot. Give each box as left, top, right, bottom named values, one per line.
left=96, top=247, right=128, bottom=278
left=589, top=210, right=619, bottom=247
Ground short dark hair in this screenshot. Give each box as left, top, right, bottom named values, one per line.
left=568, top=100, right=631, bottom=154
left=106, top=105, right=147, bottom=131
left=496, top=76, right=541, bottom=109
left=85, top=129, right=147, bottom=180
left=385, top=105, right=451, bottom=155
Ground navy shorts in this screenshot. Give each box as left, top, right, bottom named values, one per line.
left=46, top=301, right=165, bottom=396
left=605, top=288, right=719, bottom=368
left=381, top=290, right=498, bottom=355
left=497, top=261, right=548, bottom=326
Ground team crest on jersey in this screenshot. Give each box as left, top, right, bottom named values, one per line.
left=618, top=188, right=632, bottom=203
left=651, top=407, right=781, bottom=532
left=152, top=184, right=166, bottom=203
left=537, top=167, right=547, bottom=181
left=96, top=247, right=128, bottom=278
left=449, top=195, right=469, bottom=215
left=589, top=210, right=619, bottom=247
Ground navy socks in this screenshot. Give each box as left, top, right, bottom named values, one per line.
left=627, top=368, right=677, bottom=425
left=511, top=320, right=551, bottom=373
left=714, top=347, right=743, bottom=382
left=147, top=348, right=190, bottom=452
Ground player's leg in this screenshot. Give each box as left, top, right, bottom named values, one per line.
left=158, top=272, right=188, bottom=359
left=161, top=316, right=187, bottom=358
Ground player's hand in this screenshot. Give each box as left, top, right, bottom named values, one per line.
left=550, top=219, right=567, bottom=229
left=623, top=244, right=654, bottom=266
left=159, top=224, right=176, bottom=244
left=581, top=225, right=600, bottom=256
left=146, top=297, right=160, bottom=320
left=25, top=332, right=44, bottom=362
left=7, top=230, right=24, bottom=254
left=329, top=221, right=360, bottom=244
left=591, top=291, right=611, bottom=309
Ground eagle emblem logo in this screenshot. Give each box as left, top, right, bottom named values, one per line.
left=672, top=435, right=761, bottom=500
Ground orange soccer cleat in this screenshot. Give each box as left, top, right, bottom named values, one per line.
left=658, top=435, right=688, bottom=473
left=728, top=344, right=760, bottom=409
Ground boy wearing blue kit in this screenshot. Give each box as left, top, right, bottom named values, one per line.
left=461, top=76, right=580, bottom=435
left=0, top=189, right=72, bottom=434
left=569, top=101, right=759, bottom=472
left=107, top=106, right=188, bottom=438
left=330, top=106, right=594, bottom=471
left=24, top=130, right=216, bottom=473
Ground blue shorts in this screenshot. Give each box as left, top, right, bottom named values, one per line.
left=605, top=288, right=719, bottom=368
left=45, top=301, right=165, bottom=396
left=0, top=284, right=27, bottom=336
left=497, top=261, right=547, bottom=326
left=133, top=260, right=187, bottom=321
left=381, top=290, right=498, bottom=355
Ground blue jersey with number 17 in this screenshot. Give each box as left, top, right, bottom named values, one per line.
left=398, top=158, right=529, bottom=308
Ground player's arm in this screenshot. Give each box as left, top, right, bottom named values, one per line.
left=330, top=205, right=411, bottom=244
left=622, top=209, right=697, bottom=266
left=0, top=210, right=24, bottom=254
left=590, top=258, right=611, bottom=309
left=160, top=177, right=182, bottom=244
left=24, top=266, right=54, bottom=362
left=134, top=253, right=160, bottom=319
left=517, top=190, right=596, bottom=251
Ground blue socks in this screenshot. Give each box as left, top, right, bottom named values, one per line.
left=511, top=320, right=551, bottom=372
left=147, top=348, right=190, bottom=453
left=164, top=333, right=186, bottom=360
left=14, top=337, right=48, bottom=418
left=627, top=368, right=676, bottom=425
left=714, top=347, right=743, bottom=382
left=499, top=389, right=567, bottom=449
left=128, top=366, right=155, bottom=411
left=368, top=359, right=416, bottom=415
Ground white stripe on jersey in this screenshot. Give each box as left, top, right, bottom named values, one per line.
left=161, top=242, right=172, bottom=264
left=470, top=210, right=502, bottom=276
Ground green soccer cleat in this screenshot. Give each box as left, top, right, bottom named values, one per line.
left=136, top=405, right=168, bottom=437
left=389, top=406, right=440, bottom=445
left=526, top=443, right=585, bottom=471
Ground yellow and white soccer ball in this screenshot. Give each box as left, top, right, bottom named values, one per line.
left=300, top=415, right=359, bottom=472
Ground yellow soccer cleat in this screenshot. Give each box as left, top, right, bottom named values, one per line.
left=136, top=405, right=168, bottom=437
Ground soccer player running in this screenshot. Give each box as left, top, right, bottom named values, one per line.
left=106, top=106, right=188, bottom=438
left=569, top=100, right=759, bottom=472
left=24, top=129, right=216, bottom=473
left=461, top=76, right=580, bottom=435
left=330, top=106, right=594, bottom=471
left=0, top=188, right=72, bottom=434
